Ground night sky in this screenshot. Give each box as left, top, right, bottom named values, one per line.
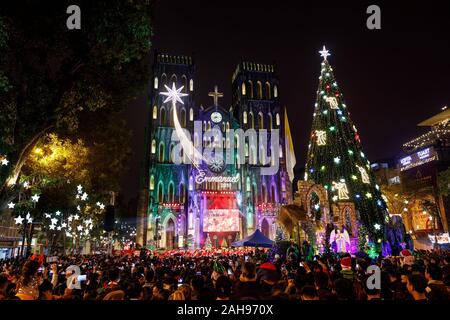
left=122, top=0, right=450, bottom=201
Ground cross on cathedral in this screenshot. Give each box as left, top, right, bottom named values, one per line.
left=208, top=85, right=224, bottom=106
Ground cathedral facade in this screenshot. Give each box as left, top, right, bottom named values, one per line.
left=136, top=53, right=293, bottom=249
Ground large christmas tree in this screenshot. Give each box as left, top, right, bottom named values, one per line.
left=305, top=46, right=386, bottom=244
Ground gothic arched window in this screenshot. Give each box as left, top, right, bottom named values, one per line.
left=160, top=107, right=166, bottom=126
left=241, top=82, right=246, bottom=95
left=179, top=183, right=185, bottom=203
left=157, top=182, right=164, bottom=203
left=150, top=175, right=154, bottom=190
left=181, top=108, right=186, bottom=127
left=153, top=106, right=158, bottom=120
left=158, top=143, right=164, bottom=162
left=271, top=184, right=277, bottom=202
left=248, top=81, right=254, bottom=98
left=154, top=76, right=158, bottom=89
left=265, top=82, right=271, bottom=99
left=243, top=111, right=247, bottom=124
left=189, top=108, right=194, bottom=121
left=256, top=81, right=262, bottom=99
left=276, top=113, right=280, bottom=126
left=151, top=139, right=156, bottom=154
left=249, top=112, right=254, bottom=129
left=168, top=182, right=174, bottom=203
left=274, top=85, right=278, bottom=98
left=189, top=79, right=194, bottom=91
left=258, top=112, right=264, bottom=129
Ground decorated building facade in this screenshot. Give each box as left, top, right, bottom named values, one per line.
left=136, top=53, right=294, bottom=249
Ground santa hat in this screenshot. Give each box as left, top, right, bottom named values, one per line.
left=340, top=257, right=352, bottom=269
left=400, top=249, right=411, bottom=257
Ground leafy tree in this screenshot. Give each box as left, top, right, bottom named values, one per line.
left=0, top=0, right=153, bottom=209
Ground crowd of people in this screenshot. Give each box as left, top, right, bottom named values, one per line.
left=1, top=247, right=449, bottom=301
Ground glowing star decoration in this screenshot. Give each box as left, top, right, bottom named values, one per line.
left=332, top=195, right=338, bottom=202
left=99, top=203, right=105, bottom=210
left=374, top=223, right=381, bottom=230
left=61, top=222, right=67, bottom=228
left=334, top=157, right=341, bottom=164
left=68, top=215, right=73, bottom=222
left=77, top=205, right=81, bottom=211
left=49, top=224, right=55, bottom=230
left=31, top=194, right=40, bottom=202
left=315, top=130, right=327, bottom=146
left=160, top=83, right=188, bottom=105
left=77, top=225, right=83, bottom=232
left=319, top=45, right=331, bottom=60
left=325, top=96, right=339, bottom=109
left=57, top=226, right=62, bottom=231
left=44, top=213, right=51, bottom=218
left=1, top=157, right=9, bottom=166
left=81, top=192, right=88, bottom=201
left=55, top=211, right=61, bottom=216
left=356, top=165, right=370, bottom=184
left=77, top=185, right=83, bottom=193
left=14, top=215, right=24, bottom=225
left=51, top=218, right=58, bottom=225
left=365, top=192, right=373, bottom=199
left=332, top=181, right=350, bottom=200
left=7, top=202, right=15, bottom=209
left=74, top=214, right=79, bottom=220
left=23, top=181, right=29, bottom=188
left=96, top=202, right=101, bottom=207
left=26, top=213, right=32, bottom=224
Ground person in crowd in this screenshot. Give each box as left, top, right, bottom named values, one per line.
left=300, top=285, right=319, bottom=300
left=425, top=264, right=449, bottom=300
left=406, top=274, right=428, bottom=301
left=215, top=275, right=232, bottom=300
left=15, top=260, right=41, bottom=300
left=1, top=247, right=450, bottom=301
left=233, top=262, right=260, bottom=300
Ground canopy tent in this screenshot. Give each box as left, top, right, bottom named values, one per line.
left=231, top=229, right=274, bottom=248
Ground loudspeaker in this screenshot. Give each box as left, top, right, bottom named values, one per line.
left=104, top=205, right=115, bottom=232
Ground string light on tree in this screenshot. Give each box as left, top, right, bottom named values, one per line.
left=332, top=181, right=350, bottom=200
left=14, top=216, right=24, bottom=225
left=315, top=130, right=327, bottom=146
left=356, top=165, right=370, bottom=184
left=325, top=96, right=339, bottom=109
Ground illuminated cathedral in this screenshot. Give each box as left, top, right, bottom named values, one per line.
left=136, top=53, right=295, bottom=249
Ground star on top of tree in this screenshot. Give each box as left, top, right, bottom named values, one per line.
left=160, top=83, right=188, bottom=105
left=14, top=215, right=24, bottom=225
left=319, top=45, right=331, bottom=60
